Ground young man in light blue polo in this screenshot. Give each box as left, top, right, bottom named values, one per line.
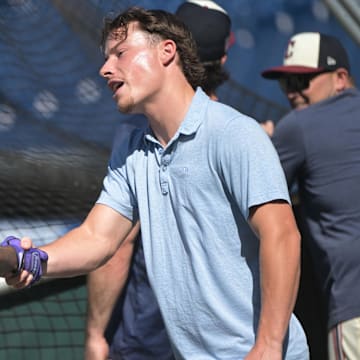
left=3, top=7, right=309, bottom=359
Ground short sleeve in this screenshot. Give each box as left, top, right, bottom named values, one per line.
left=96, top=123, right=146, bottom=222
left=217, top=114, right=290, bottom=219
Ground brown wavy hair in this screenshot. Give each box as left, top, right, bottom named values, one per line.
left=101, top=6, right=205, bottom=90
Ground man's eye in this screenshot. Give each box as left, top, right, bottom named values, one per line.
left=116, top=51, right=123, bottom=58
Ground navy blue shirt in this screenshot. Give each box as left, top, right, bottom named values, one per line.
left=272, top=88, right=360, bottom=329
left=106, top=234, right=174, bottom=360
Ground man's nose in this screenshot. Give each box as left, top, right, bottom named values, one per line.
left=99, top=60, right=112, bottom=78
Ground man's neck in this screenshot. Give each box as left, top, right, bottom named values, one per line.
left=146, top=83, right=196, bottom=146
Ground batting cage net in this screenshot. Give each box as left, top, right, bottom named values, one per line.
left=0, top=0, right=287, bottom=359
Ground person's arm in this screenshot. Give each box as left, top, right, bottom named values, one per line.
left=5, top=203, right=134, bottom=288
left=0, top=246, right=18, bottom=277
left=245, top=200, right=301, bottom=360
left=260, top=120, right=275, bottom=137
left=84, top=222, right=140, bottom=360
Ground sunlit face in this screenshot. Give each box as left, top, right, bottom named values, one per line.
left=279, top=71, right=339, bottom=110
left=99, top=23, right=164, bottom=114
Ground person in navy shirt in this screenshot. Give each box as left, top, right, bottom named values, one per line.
left=262, top=32, right=360, bottom=360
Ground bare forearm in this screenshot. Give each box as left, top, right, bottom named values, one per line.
left=248, top=202, right=301, bottom=356
left=40, top=205, right=133, bottom=278
left=40, top=227, right=111, bottom=278
left=87, top=269, right=122, bottom=336
left=0, top=247, right=18, bottom=276
left=257, top=227, right=301, bottom=349
left=86, top=249, right=132, bottom=336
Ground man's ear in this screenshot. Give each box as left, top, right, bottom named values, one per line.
left=334, top=68, right=350, bottom=92
left=159, top=39, right=177, bottom=66
left=220, top=54, right=227, bottom=66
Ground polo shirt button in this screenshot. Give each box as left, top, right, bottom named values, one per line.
left=160, top=181, right=168, bottom=195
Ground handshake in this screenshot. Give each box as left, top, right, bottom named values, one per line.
left=0, top=236, right=48, bottom=288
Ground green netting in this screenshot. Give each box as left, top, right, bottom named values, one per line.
left=0, top=277, right=87, bottom=360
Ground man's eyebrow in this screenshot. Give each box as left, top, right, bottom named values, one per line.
left=104, top=40, right=123, bottom=58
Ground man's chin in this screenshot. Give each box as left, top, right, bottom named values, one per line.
left=296, top=103, right=308, bottom=110
left=117, top=103, right=134, bottom=114
left=291, top=101, right=308, bottom=110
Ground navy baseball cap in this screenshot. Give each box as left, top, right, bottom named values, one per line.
left=175, top=0, right=233, bottom=62
left=262, top=32, right=351, bottom=79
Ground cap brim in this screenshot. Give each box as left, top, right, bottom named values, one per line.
left=261, top=65, right=326, bottom=79
left=226, top=31, right=235, bottom=50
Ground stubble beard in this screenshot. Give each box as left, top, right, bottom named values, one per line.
left=117, top=95, right=135, bottom=114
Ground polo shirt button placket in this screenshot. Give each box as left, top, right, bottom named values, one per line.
left=160, top=154, right=170, bottom=195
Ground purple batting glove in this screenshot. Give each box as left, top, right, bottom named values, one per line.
left=0, top=235, right=48, bottom=287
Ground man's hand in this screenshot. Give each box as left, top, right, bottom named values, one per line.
left=84, top=331, right=110, bottom=360
left=0, top=236, right=48, bottom=288
left=260, top=120, right=275, bottom=137
left=245, top=342, right=282, bottom=360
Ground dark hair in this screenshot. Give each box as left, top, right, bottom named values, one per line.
left=202, top=61, right=229, bottom=95
left=101, top=6, right=205, bottom=90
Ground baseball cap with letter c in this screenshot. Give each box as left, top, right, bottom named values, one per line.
left=261, top=32, right=350, bottom=79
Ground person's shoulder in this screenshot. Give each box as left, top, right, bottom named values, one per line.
left=334, top=87, right=360, bottom=105
left=209, top=99, right=259, bottom=128
left=284, top=105, right=308, bottom=119
left=278, top=107, right=309, bottom=126
left=110, top=115, right=147, bottom=160
left=207, top=100, right=274, bottom=154
left=196, top=88, right=262, bottom=136
left=310, top=88, right=359, bottom=111
left=115, top=114, right=148, bottom=133
left=273, top=109, right=305, bottom=140
left=342, top=87, right=360, bottom=98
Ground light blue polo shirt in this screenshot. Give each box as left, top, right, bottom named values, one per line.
left=97, top=88, right=309, bottom=359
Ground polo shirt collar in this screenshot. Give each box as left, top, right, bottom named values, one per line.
left=178, top=87, right=209, bottom=136
left=144, top=87, right=209, bottom=145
